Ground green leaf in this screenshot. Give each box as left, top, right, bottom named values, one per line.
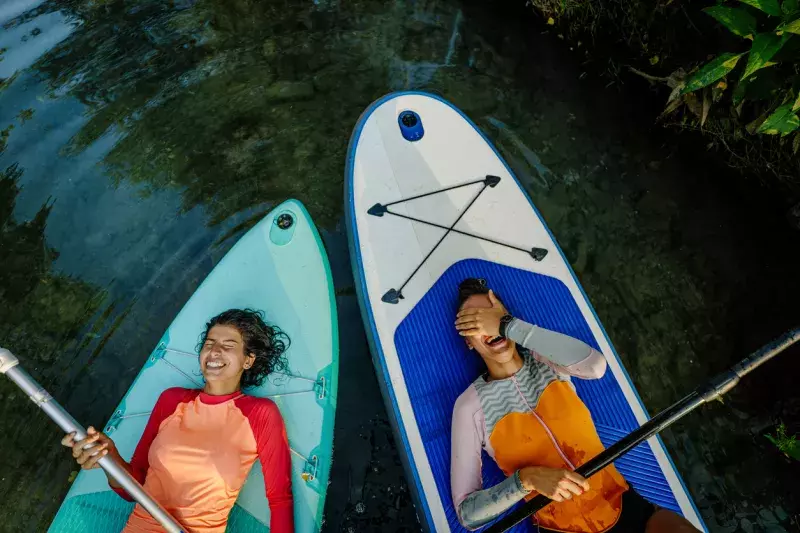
left=757, top=103, right=800, bottom=134
left=793, top=91, right=800, bottom=111
left=703, top=6, right=757, bottom=37
left=780, top=18, right=800, bottom=33
left=743, top=69, right=784, bottom=100
left=782, top=0, right=799, bottom=15
left=766, top=426, right=800, bottom=459
left=681, top=53, right=746, bottom=94
left=733, top=78, right=751, bottom=105
left=742, top=33, right=790, bottom=79
left=738, top=0, right=782, bottom=16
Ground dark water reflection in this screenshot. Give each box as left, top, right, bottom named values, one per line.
left=1, top=0, right=799, bottom=531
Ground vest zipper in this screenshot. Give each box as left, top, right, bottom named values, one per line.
left=511, top=375, right=576, bottom=470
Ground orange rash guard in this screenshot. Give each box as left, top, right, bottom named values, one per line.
left=112, top=387, right=293, bottom=533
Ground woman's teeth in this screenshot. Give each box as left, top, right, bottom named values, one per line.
left=486, top=336, right=506, bottom=347
left=206, top=361, right=225, bottom=369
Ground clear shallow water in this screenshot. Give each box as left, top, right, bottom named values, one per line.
left=1, top=0, right=799, bottom=532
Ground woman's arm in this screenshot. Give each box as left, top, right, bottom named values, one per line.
left=505, top=319, right=607, bottom=379
left=60, top=426, right=130, bottom=487
left=453, top=290, right=606, bottom=379
left=458, top=474, right=530, bottom=530
left=250, top=400, right=293, bottom=533
left=61, top=387, right=191, bottom=500
left=451, top=387, right=529, bottom=530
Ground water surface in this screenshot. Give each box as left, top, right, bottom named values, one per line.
left=1, top=0, right=799, bottom=531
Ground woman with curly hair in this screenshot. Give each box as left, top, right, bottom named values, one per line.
left=60, top=309, right=294, bottom=533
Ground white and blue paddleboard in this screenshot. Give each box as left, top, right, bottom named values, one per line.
left=50, top=199, right=338, bottom=533
left=345, top=92, right=706, bottom=532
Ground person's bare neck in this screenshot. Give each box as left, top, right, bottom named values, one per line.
left=203, top=379, right=241, bottom=396
left=485, top=348, right=524, bottom=381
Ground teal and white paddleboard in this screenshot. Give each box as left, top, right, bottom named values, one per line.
left=50, top=199, right=338, bottom=533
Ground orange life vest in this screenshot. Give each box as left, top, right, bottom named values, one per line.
left=488, top=380, right=628, bottom=533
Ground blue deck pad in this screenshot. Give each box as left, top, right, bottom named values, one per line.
left=394, top=259, right=681, bottom=532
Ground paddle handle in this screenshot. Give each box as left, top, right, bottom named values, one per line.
left=0, top=348, right=185, bottom=533
left=484, top=326, right=800, bottom=533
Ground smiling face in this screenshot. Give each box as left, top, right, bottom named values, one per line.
left=199, top=325, right=255, bottom=385
left=459, top=294, right=517, bottom=364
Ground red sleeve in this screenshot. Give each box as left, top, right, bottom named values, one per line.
left=111, top=387, right=196, bottom=501
left=239, top=397, right=294, bottom=533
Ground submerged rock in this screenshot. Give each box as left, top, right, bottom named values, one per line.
left=265, top=81, right=314, bottom=102
left=774, top=506, right=788, bottom=521
left=759, top=509, right=778, bottom=524
left=262, top=39, right=277, bottom=58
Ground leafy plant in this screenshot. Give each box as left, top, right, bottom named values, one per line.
left=673, top=0, right=800, bottom=137
left=757, top=102, right=800, bottom=132
left=765, top=422, right=800, bottom=461
left=703, top=6, right=757, bottom=38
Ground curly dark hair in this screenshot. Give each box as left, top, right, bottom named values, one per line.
left=197, top=308, right=289, bottom=388
left=456, top=277, right=506, bottom=311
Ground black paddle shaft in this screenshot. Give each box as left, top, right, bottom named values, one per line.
left=484, top=327, right=800, bottom=533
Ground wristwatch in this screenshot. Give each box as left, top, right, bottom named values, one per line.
left=499, top=314, right=514, bottom=338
